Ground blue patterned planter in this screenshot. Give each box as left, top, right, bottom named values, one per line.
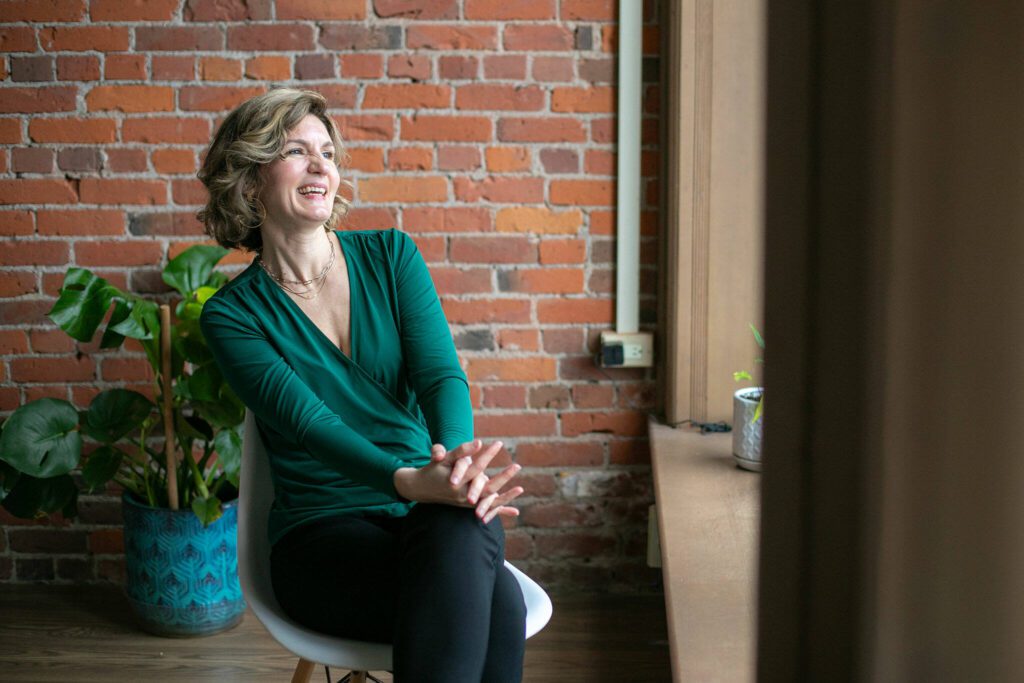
left=122, top=492, right=246, bottom=637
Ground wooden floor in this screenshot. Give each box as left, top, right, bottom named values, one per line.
left=0, top=585, right=671, bottom=682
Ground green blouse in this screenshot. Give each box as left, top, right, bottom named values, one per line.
left=199, top=228, right=474, bottom=548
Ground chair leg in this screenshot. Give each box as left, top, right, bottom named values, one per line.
left=291, top=658, right=316, bottom=683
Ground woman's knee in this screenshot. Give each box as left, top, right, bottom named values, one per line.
left=403, top=503, right=505, bottom=556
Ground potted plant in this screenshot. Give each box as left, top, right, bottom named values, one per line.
left=0, top=245, right=247, bottom=636
left=732, top=324, right=764, bottom=471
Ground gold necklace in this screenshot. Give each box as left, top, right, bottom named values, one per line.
left=258, top=231, right=336, bottom=300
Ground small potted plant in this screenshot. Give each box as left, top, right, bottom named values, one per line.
left=0, top=245, right=247, bottom=636
left=732, top=324, right=764, bottom=471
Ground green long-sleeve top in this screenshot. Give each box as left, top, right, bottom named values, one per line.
left=199, top=228, right=475, bottom=548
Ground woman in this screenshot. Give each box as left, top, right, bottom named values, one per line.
left=196, top=88, right=527, bottom=682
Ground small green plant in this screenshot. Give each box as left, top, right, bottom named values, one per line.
left=0, top=246, right=244, bottom=526
left=733, top=323, right=765, bottom=423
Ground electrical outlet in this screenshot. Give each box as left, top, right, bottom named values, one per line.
left=597, top=331, right=654, bottom=368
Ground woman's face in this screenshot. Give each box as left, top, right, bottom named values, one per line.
left=258, top=114, right=340, bottom=232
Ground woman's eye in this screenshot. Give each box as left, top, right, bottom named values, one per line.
left=286, top=149, right=303, bottom=155
left=322, top=151, right=334, bottom=159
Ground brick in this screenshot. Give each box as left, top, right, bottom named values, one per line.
left=358, top=177, right=447, bottom=203
left=495, top=328, right=540, bottom=351
left=387, top=147, right=432, bottom=171
left=561, top=411, right=647, bottom=437
left=486, top=146, right=530, bottom=172
left=227, top=24, right=314, bottom=51
left=504, top=24, right=573, bottom=51
left=0, top=118, right=22, bottom=144
left=0, top=299, right=55, bottom=325
left=442, top=298, right=531, bottom=323
left=0, top=330, right=29, bottom=354
left=90, top=0, right=178, bottom=20
left=128, top=212, right=203, bottom=236
left=456, top=84, right=543, bottom=111
left=122, top=117, right=209, bottom=143
left=335, top=114, right=395, bottom=141
left=151, top=148, right=195, bottom=174
left=466, top=357, right=557, bottom=382
left=538, top=297, right=613, bottom=323
left=484, top=55, right=527, bottom=79
left=533, top=56, right=574, bottom=81
left=0, top=210, right=34, bottom=236
left=497, top=117, right=585, bottom=143
left=437, top=146, right=480, bottom=171
left=11, top=56, right=54, bottom=82
left=75, top=240, right=163, bottom=267
left=135, top=26, right=223, bottom=51
left=56, top=558, right=92, bottom=581
left=527, top=385, right=571, bottom=410
left=11, top=147, right=54, bottom=174
left=364, top=84, right=450, bottom=109
left=406, top=25, right=498, bottom=50
left=88, top=528, right=124, bottom=554
left=38, top=209, right=124, bottom=236
left=535, top=531, right=617, bottom=558
left=540, top=148, right=578, bottom=173
left=550, top=179, right=614, bottom=206
left=474, top=412, right=558, bottom=438
left=277, top=0, right=364, bottom=19
left=403, top=206, right=490, bottom=232
left=552, top=86, right=614, bottom=113
left=57, top=147, right=102, bottom=172
left=101, top=54, right=144, bottom=81
left=439, top=55, right=477, bottom=80
left=104, top=148, right=148, bottom=173
left=573, top=384, right=616, bottom=409
left=78, top=179, right=166, bottom=205
left=609, top=438, right=649, bottom=465
left=0, top=179, right=77, bottom=205
left=375, top=0, right=457, bottom=18
left=539, top=238, right=586, bottom=265
left=9, top=528, right=86, bottom=553
left=618, top=382, right=656, bottom=410
left=483, top=384, right=527, bottom=408
left=431, top=267, right=491, bottom=295
left=0, top=271, right=36, bottom=297
left=57, top=55, right=100, bottom=81
left=200, top=57, right=243, bottom=82
left=29, top=329, right=74, bottom=353
left=453, top=176, right=543, bottom=203
left=0, top=87, right=77, bottom=114
left=179, top=85, right=266, bottom=111
left=319, top=24, right=400, bottom=50
left=450, top=236, right=535, bottom=263
left=340, top=207, right=397, bottom=230
left=339, top=54, right=383, bottom=79
left=347, top=147, right=386, bottom=172
left=590, top=117, right=615, bottom=142
left=562, top=0, right=614, bottom=20
left=244, top=56, right=291, bottom=80
left=29, top=117, right=116, bottom=143
left=465, top=0, right=554, bottom=20
left=11, top=356, right=94, bottom=382
left=39, top=26, right=129, bottom=52
left=400, top=115, right=491, bottom=142
left=303, top=83, right=357, bottom=108
left=184, top=0, right=272, bottom=21
left=519, top=502, right=602, bottom=528
left=0, top=0, right=85, bottom=22
left=388, top=54, right=431, bottom=80
left=102, top=357, right=154, bottom=381
left=0, top=239, right=68, bottom=265
left=86, top=86, right=173, bottom=113
left=294, top=53, right=335, bottom=80
left=584, top=149, right=615, bottom=175
left=499, top=268, right=583, bottom=294
left=151, top=56, right=195, bottom=81
left=0, top=27, right=36, bottom=52
left=171, top=178, right=207, bottom=204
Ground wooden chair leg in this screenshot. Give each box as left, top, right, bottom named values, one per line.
left=291, top=658, right=316, bottom=683
left=351, top=673, right=367, bottom=683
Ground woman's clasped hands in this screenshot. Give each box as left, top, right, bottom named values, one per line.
left=392, top=438, right=524, bottom=524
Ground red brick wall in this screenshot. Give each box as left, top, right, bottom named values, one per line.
left=0, top=0, right=662, bottom=593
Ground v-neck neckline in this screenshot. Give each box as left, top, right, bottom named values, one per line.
left=258, top=229, right=357, bottom=366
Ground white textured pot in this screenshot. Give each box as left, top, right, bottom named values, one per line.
left=732, top=387, right=764, bottom=471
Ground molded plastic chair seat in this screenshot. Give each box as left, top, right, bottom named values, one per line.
left=238, top=409, right=553, bottom=680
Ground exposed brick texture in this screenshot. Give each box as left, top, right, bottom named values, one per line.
left=0, top=0, right=662, bottom=594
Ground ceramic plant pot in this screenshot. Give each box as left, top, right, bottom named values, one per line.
left=121, top=492, right=245, bottom=637
left=732, top=387, right=764, bottom=472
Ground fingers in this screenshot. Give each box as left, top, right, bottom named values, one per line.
left=449, top=455, right=474, bottom=487
left=477, top=486, right=525, bottom=523
left=484, top=463, right=521, bottom=495
left=453, top=440, right=504, bottom=486
left=430, top=444, right=447, bottom=463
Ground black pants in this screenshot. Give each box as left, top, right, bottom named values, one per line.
left=270, top=503, right=527, bottom=683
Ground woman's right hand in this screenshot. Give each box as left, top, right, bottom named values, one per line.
left=392, top=439, right=523, bottom=517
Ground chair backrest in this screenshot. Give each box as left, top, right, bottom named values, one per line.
left=237, top=409, right=282, bottom=622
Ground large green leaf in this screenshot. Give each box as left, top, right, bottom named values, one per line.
left=83, top=389, right=154, bottom=444
left=1, top=473, right=77, bottom=520
left=109, top=298, right=160, bottom=341
left=163, top=245, right=229, bottom=298
left=0, top=399, right=82, bottom=477
left=191, top=495, right=223, bottom=527
left=0, top=460, right=20, bottom=504
left=47, top=269, right=121, bottom=342
left=98, top=298, right=131, bottom=349
left=81, top=445, right=125, bottom=493
left=213, top=427, right=242, bottom=487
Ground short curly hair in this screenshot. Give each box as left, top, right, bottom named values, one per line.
left=196, top=87, right=353, bottom=253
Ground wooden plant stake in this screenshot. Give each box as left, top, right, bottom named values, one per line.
left=160, top=304, right=179, bottom=510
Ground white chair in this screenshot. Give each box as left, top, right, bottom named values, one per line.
left=238, top=409, right=553, bottom=683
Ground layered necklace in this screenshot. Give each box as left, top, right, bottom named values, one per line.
left=257, top=230, right=336, bottom=300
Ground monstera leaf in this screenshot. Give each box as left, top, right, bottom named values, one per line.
left=163, top=245, right=229, bottom=298
left=81, top=389, right=154, bottom=445
left=0, top=399, right=82, bottom=478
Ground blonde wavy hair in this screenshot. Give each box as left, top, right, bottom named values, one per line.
left=196, top=88, right=353, bottom=252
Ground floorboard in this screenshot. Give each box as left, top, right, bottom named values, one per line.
left=0, top=585, right=671, bottom=682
